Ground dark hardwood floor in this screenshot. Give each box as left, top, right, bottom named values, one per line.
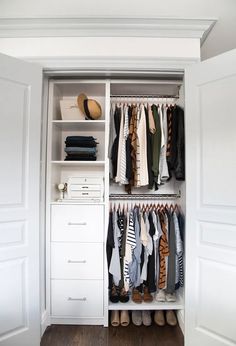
left=41, top=323, right=184, bottom=346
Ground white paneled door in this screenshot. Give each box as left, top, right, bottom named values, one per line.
left=0, top=54, right=42, bottom=346
left=185, top=49, right=236, bottom=346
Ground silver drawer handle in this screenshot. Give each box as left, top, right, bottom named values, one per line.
left=67, top=259, right=87, bottom=264
left=68, top=297, right=87, bottom=302
left=68, top=222, right=87, bottom=226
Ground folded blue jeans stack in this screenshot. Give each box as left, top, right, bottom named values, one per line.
left=64, top=136, right=98, bottom=161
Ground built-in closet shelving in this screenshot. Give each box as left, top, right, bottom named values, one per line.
left=46, top=77, right=185, bottom=327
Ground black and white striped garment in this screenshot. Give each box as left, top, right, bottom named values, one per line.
left=124, top=211, right=136, bottom=289
left=126, top=211, right=136, bottom=248
left=179, top=255, right=184, bottom=287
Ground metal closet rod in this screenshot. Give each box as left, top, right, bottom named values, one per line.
left=110, top=94, right=179, bottom=98
left=109, top=191, right=181, bottom=200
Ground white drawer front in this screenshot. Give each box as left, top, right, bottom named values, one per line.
left=51, top=280, right=103, bottom=318
left=51, top=205, right=104, bottom=242
left=70, top=190, right=101, bottom=198
left=51, top=242, right=103, bottom=279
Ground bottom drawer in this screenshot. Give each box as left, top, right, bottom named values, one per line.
left=51, top=280, right=103, bottom=318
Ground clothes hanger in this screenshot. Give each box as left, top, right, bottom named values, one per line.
left=174, top=203, right=180, bottom=213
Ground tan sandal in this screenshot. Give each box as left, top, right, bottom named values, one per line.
left=143, top=286, right=153, bottom=303
left=132, top=288, right=142, bottom=304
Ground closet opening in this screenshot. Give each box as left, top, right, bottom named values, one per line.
left=43, top=72, right=186, bottom=336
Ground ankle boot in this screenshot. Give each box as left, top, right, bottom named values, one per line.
left=110, top=310, right=120, bottom=326
left=120, top=310, right=130, bottom=326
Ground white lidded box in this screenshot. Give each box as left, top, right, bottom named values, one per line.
left=60, top=98, right=85, bottom=120
left=66, top=177, right=104, bottom=202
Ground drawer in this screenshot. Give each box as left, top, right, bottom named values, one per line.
left=51, top=242, right=103, bottom=279
left=51, top=205, right=104, bottom=242
left=70, top=190, right=101, bottom=198
left=51, top=279, right=103, bottom=318
left=71, top=184, right=101, bottom=191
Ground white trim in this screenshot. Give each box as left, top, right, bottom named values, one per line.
left=177, top=310, right=185, bottom=335
left=0, top=17, right=216, bottom=44
left=41, top=310, right=50, bottom=337
left=24, top=56, right=199, bottom=72
left=50, top=317, right=105, bottom=325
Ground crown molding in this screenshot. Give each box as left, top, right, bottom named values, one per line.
left=0, top=17, right=216, bottom=44
left=24, top=55, right=200, bottom=73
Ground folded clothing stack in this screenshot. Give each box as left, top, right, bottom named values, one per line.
left=64, top=136, right=98, bottom=161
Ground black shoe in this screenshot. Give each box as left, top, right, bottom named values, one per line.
left=119, top=287, right=129, bottom=303
left=109, top=285, right=120, bottom=303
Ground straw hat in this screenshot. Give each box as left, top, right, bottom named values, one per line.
left=77, top=93, right=102, bottom=120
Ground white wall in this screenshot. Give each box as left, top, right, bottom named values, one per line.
left=0, top=0, right=235, bottom=60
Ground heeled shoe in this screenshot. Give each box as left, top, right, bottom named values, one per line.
left=109, top=284, right=119, bottom=303
left=110, top=310, right=120, bottom=326
left=119, top=287, right=129, bottom=303
left=120, top=310, right=130, bottom=326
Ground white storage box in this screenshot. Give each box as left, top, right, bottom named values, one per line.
left=66, top=177, right=104, bottom=202
left=60, top=99, right=85, bottom=120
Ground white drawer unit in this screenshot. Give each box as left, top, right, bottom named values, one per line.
left=51, top=204, right=104, bottom=242
left=51, top=279, right=104, bottom=318
left=51, top=242, right=103, bottom=279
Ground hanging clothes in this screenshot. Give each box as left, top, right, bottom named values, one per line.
left=151, top=104, right=162, bottom=189
left=136, top=104, right=149, bottom=186
left=106, top=203, right=185, bottom=301
left=109, top=100, right=185, bottom=192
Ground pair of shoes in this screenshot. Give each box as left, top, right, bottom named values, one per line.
left=132, top=310, right=152, bottom=326
left=132, top=287, right=153, bottom=303
left=110, top=310, right=130, bottom=327
left=110, top=285, right=129, bottom=303
left=154, top=310, right=177, bottom=327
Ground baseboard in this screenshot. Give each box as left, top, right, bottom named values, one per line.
left=177, top=310, right=184, bottom=335
left=41, top=310, right=50, bottom=336
left=50, top=317, right=105, bottom=325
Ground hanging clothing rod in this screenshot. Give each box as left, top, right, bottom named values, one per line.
left=109, top=192, right=181, bottom=200
left=110, top=94, right=179, bottom=99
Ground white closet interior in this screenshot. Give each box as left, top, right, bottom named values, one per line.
left=46, top=76, right=186, bottom=328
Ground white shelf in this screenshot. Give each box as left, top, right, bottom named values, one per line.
left=52, top=120, right=105, bottom=131
left=51, top=160, right=105, bottom=167
left=51, top=201, right=106, bottom=205
left=108, top=295, right=184, bottom=311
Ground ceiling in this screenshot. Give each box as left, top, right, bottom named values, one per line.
left=0, top=0, right=235, bottom=60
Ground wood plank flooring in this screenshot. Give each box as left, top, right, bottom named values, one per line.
left=41, top=324, right=184, bottom=346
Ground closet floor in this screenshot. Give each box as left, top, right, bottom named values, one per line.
left=41, top=324, right=184, bottom=346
